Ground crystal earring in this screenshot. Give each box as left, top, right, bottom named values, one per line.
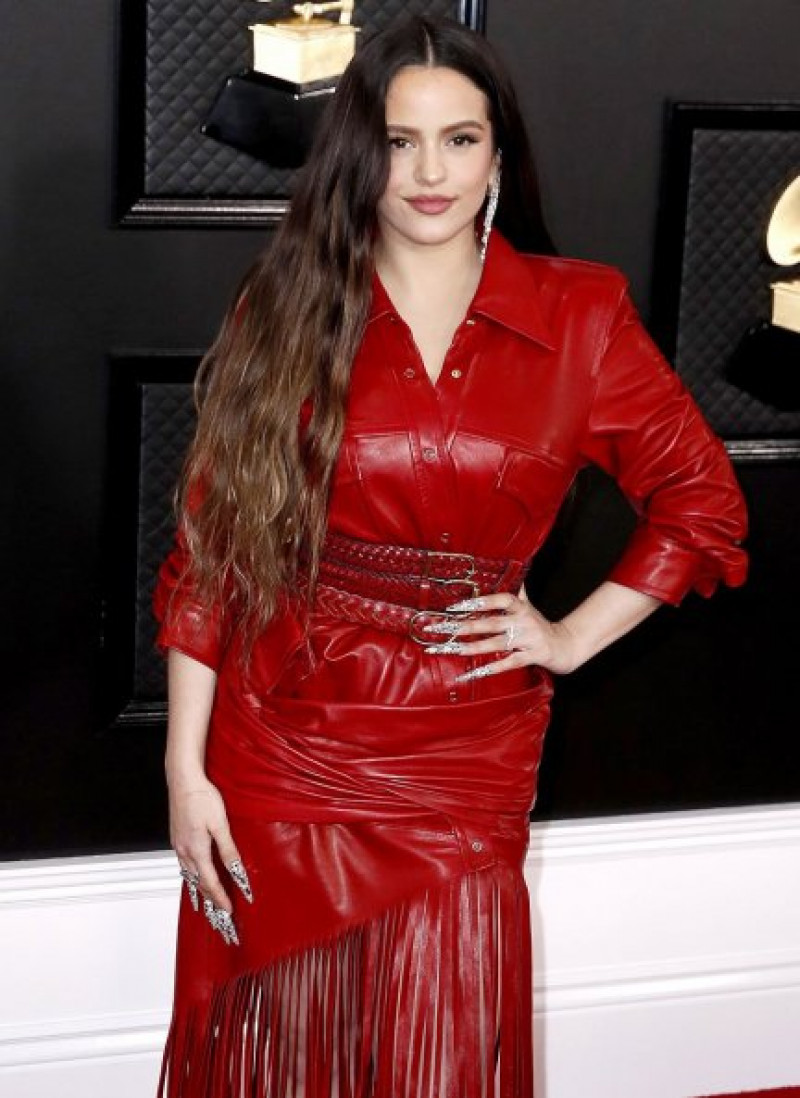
left=479, top=158, right=501, bottom=264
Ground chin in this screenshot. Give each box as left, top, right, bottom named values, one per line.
left=403, top=219, right=479, bottom=250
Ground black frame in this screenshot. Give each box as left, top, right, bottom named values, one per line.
left=116, top=0, right=488, bottom=228
left=102, top=354, right=200, bottom=729
left=651, top=102, right=800, bottom=463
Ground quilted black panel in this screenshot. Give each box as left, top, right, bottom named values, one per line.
left=134, top=381, right=196, bottom=698
left=145, top=0, right=462, bottom=198
left=674, top=128, right=800, bottom=437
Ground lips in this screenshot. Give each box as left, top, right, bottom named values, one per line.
left=406, top=196, right=455, bottom=215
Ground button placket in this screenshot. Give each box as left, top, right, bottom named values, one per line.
left=381, top=314, right=463, bottom=551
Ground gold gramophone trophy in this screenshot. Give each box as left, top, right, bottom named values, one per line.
left=766, top=174, right=800, bottom=335
left=250, top=2, right=357, bottom=86
left=726, top=173, right=800, bottom=410
left=203, top=1, right=358, bottom=169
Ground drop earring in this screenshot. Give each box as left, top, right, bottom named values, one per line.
left=479, top=156, right=501, bottom=264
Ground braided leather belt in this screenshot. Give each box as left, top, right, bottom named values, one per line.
left=312, top=533, right=529, bottom=644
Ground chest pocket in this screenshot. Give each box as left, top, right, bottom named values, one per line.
left=490, top=448, right=575, bottom=555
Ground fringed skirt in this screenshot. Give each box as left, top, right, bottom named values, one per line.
left=158, top=674, right=552, bottom=1098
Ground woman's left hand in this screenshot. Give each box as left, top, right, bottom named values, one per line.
left=423, top=586, right=578, bottom=680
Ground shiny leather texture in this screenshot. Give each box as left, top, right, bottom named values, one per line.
left=156, top=233, right=747, bottom=707
left=154, top=232, right=748, bottom=1098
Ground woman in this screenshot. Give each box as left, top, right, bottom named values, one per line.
left=154, top=15, right=747, bottom=1098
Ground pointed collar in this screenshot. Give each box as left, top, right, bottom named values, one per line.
left=367, top=231, right=556, bottom=351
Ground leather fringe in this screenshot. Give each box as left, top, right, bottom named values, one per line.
left=158, top=866, right=533, bottom=1098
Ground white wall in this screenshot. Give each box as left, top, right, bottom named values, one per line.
left=1, top=804, right=798, bottom=1098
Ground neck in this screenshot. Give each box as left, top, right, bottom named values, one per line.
left=374, top=228, right=482, bottom=299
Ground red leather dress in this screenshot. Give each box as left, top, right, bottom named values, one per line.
left=154, top=233, right=747, bottom=1098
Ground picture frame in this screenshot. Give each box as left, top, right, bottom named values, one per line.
left=650, top=102, right=800, bottom=462
left=116, top=0, right=488, bottom=228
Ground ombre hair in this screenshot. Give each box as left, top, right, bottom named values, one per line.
left=179, top=16, right=554, bottom=638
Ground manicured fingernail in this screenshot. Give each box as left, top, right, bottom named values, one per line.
left=227, top=859, right=253, bottom=903
left=203, top=899, right=239, bottom=946
left=425, top=641, right=466, bottom=655
left=454, top=664, right=495, bottom=683
left=447, top=598, right=485, bottom=612
left=180, top=867, right=200, bottom=912
left=422, top=620, right=462, bottom=634
left=214, top=910, right=240, bottom=947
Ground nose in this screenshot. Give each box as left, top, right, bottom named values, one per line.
left=414, top=141, right=446, bottom=186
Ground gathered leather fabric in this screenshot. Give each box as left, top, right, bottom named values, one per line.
left=154, top=232, right=748, bottom=1097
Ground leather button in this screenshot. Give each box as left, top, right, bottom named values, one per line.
left=422, top=447, right=437, bottom=462
left=440, top=531, right=451, bottom=544
left=471, top=840, right=484, bottom=853
left=403, top=367, right=416, bottom=379
left=448, top=690, right=459, bottom=702
left=450, top=369, right=462, bottom=379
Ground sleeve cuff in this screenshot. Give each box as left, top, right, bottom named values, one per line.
left=607, top=524, right=747, bottom=607
left=155, top=604, right=225, bottom=671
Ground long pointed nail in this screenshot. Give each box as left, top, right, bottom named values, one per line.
left=422, top=620, right=462, bottom=635
left=214, top=909, right=240, bottom=946
left=454, top=664, right=496, bottom=683
left=203, top=897, right=217, bottom=931
left=180, top=867, right=200, bottom=912
left=227, top=860, right=253, bottom=903
left=203, top=899, right=239, bottom=946
left=425, top=641, right=467, bottom=655
left=447, top=598, right=485, bottom=613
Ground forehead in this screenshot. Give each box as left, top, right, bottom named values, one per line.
left=385, top=66, right=489, bottom=123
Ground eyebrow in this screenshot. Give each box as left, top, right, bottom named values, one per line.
left=385, top=120, right=487, bottom=135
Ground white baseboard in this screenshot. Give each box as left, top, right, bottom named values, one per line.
left=1, top=804, right=799, bottom=1098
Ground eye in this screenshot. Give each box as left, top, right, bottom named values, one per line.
left=387, top=135, right=413, bottom=150
left=450, top=133, right=480, bottom=147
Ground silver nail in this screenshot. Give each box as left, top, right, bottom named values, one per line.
left=227, top=859, right=253, bottom=903
left=179, top=867, right=200, bottom=912
left=422, top=620, right=462, bottom=635
left=214, top=909, right=240, bottom=947
left=185, top=880, right=199, bottom=911
left=425, top=641, right=467, bottom=655
left=203, top=898, right=216, bottom=924
left=203, top=898, right=239, bottom=946
left=446, top=598, right=485, bottom=613
left=455, top=664, right=496, bottom=683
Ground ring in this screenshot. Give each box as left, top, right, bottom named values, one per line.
left=505, top=624, right=517, bottom=650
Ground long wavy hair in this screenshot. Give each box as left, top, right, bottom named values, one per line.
left=179, top=15, right=554, bottom=639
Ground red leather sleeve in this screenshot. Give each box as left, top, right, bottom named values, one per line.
left=580, top=287, right=748, bottom=605
left=152, top=519, right=231, bottom=672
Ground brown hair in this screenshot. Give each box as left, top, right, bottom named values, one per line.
left=180, top=16, right=554, bottom=638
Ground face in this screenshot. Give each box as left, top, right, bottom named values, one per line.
left=376, top=65, right=497, bottom=256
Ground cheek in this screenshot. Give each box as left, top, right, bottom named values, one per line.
left=381, top=158, right=407, bottom=201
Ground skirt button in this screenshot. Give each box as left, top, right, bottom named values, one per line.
left=471, top=840, right=484, bottom=853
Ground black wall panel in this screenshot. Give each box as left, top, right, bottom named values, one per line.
left=2, top=1, right=799, bottom=858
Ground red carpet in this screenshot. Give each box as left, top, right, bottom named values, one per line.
left=696, top=1089, right=800, bottom=1097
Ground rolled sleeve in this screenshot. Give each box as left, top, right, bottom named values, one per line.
left=152, top=527, right=230, bottom=672
left=580, top=286, right=748, bottom=605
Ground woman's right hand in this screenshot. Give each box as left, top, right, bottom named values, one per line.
left=164, top=650, right=251, bottom=943
left=169, top=773, right=252, bottom=936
